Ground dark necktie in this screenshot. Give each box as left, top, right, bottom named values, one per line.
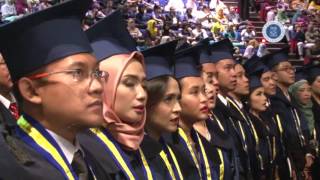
left=72, top=150, right=90, bottom=180
left=9, top=102, right=19, bottom=120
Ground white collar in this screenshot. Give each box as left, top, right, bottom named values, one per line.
left=46, top=129, right=83, bottom=164
left=233, top=98, right=243, bottom=109
left=217, top=94, right=228, bottom=106
left=0, top=93, right=16, bottom=109
left=226, top=96, right=243, bottom=109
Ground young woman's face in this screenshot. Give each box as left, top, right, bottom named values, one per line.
left=297, top=82, right=312, bottom=105
left=179, top=77, right=208, bottom=124
left=201, top=63, right=219, bottom=109
left=114, top=60, right=147, bottom=123
left=147, top=77, right=181, bottom=133
left=249, top=87, right=267, bottom=113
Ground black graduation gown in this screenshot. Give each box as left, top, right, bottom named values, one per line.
left=262, top=103, right=292, bottom=180
left=225, top=97, right=259, bottom=180
left=270, top=87, right=311, bottom=172
left=248, top=113, right=277, bottom=180
left=312, top=97, right=320, bottom=144
left=206, top=117, right=236, bottom=180
left=310, top=97, right=320, bottom=179
left=163, top=129, right=221, bottom=180
left=0, top=102, right=35, bottom=180
left=0, top=116, right=109, bottom=180
left=78, top=130, right=167, bottom=179
left=213, top=98, right=251, bottom=180
left=140, top=135, right=172, bottom=179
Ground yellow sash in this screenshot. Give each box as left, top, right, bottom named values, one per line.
left=17, top=116, right=76, bottom=180
left=90, top=128, right=153, bottom=180
left=166, top=145, right=184, bottom=180
left=178, top=128, right=213, bottom=179
left=160, top=150, right=176, bottom=180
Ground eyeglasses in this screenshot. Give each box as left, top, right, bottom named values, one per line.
left=276, top=66, right=296, bottom=73
left=27, top=69, right=109, bottom=84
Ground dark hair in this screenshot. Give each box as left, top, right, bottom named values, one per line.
left=307, top=76, right=318, bottom=85
left=145, top=75, right=171, bottom=110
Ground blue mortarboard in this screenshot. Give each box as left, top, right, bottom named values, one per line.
left=249, top=75, right=263, bottom=92
left=295, top=66, right=307, bottom=82
left=305, top=61, right=320, bottom=83
left=264, top=47, right=290, bottom=69
left=0, top=0, right=92, bottom=81
left=86, top=10, right=137, bottom=61
left=209, top=39, right=234, bottom=63
left=308, top=66, right=320, bottom=79
left=142, top=40, right=178, bottom=80
left=198, top=38, right=213, bottom=64
left=174, top=45, right=201, bottom=79
left=244, top=55, right=269, bottom=76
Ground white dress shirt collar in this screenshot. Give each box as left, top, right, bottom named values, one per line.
left=46, top=129, right=83, bottom=164
left=0, top=93, right=16, bottom=109
left=217, top=94, right=228, bottom=106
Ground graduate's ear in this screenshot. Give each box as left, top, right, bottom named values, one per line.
left=18, top=77, right=42, bottom=104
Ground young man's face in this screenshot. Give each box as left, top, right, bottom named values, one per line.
left=215, top=59, right=236, bottom=94
left=233, top=64, right=249, bottom=96
left=25, top=53, right=104, bottom=131
left=273, top=61, right=295, bottom=87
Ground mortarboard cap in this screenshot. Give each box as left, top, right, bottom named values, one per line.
left=249, top=75, right=263, bottom=92
left=142, top=40, right=178, bottom=80
left=198, top=38, right=213, bottom=64
left=244, top=55, right=269, bottom=76
left=295, top=66, right=307, bottom=82
left=305, top=61, right=320, bottom=83
left=174, top=45, right=201, bottom=79
left=86, top=10, right=137, bottom=61
left=209, top=39, right=234, bottom=63
left=0, top=0, right=93, bottom=81
left=263, top=47, right=289, bottom=69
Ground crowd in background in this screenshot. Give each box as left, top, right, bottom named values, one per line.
left=2, top=0, right=320, bottom=63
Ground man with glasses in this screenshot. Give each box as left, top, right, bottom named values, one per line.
left=264, top=47, right=311, bottom=180
left=0, top=0, right=110, bottom=179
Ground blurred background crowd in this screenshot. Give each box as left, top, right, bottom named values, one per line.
left=1, top=0, right=320, bottom=64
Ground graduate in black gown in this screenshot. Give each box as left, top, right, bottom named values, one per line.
left=264, top=47, right=311, bottom=179
left=143, top=39, right=185, bottom=180
left=306, top=64, right=320, bottom=179
left=194, top=38, right=237, bottom=180
left=246, top=75, right=277, bottom=179
left=164, top=44, right=221, bottom=179
left=209, top=39, right=253, bottom=180
left=0, top=0, right=110, bottom=179
left=79, top=10, right=168, bottom=179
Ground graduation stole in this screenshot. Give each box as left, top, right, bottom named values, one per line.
left=216, top=149, right=224, bottom=180
left=209, top=111, right=225, bottom=131
left=159, top=138, right=184, bottom=180
left=90, top=128, right=154, bottom=180
left=16, top=115, right=78, bottom=180
left=178, top=127, right=214, bottom=180
left=226, top=98, right=265, bottom=169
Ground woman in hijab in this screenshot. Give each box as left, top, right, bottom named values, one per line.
left=79, top=11, right=167, bottom=179
left=288, top=78, right=319, bottom=179
left=289, top=80, right=314, bottom=136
